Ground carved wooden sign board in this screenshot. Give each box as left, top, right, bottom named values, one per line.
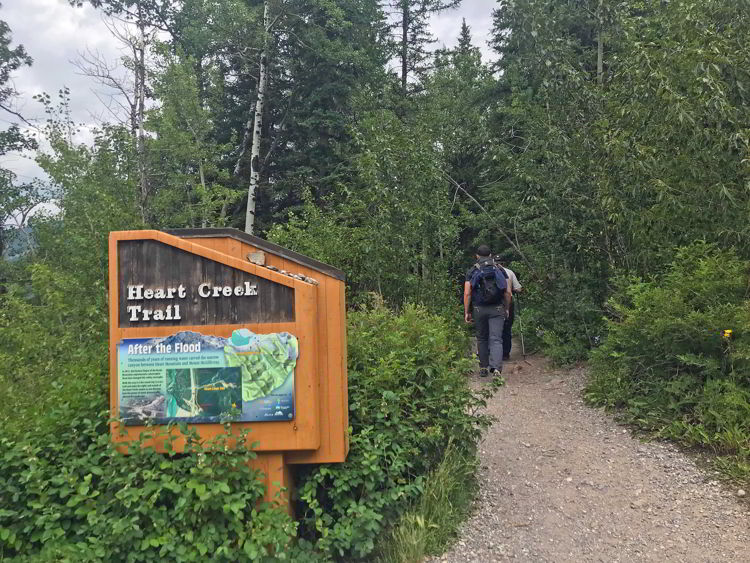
left=109, top=230, right=349, bottom=471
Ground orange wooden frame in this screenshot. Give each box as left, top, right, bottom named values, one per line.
left=108, top=230, right=320, bottom=453
left=180, top=233, right=350, bottom=464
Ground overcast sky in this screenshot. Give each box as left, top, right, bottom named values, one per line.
left=0, top=0, right=498, bottom=186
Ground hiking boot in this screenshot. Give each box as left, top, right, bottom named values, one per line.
left=490, top=368, right=502, bottom=378
left=479, top=367, right=489, bottom=377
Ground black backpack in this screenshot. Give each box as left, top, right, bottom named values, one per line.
left=469, top=258, right=508, bottom=306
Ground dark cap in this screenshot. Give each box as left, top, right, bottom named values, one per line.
left=476, top=245, right=491, bottom=257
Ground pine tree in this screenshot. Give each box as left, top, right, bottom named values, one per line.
left=258, top=0, right=390, bottom=228
left=389, top=0, right=462, bottom=95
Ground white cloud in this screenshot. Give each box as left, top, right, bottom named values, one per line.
left=0, top=0, right=499, bottom=184
left=430, top=0, right=498, bottom=63
left=0, top=0, right=124, bottom=180
left=1, top=0, right=122, bottom=123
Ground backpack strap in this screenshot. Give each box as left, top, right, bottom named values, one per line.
left=470, top=258, right=499, bottom=289
left=469, top=267, right=482, bottom=288
left=494, top=268, right=508, bottom=290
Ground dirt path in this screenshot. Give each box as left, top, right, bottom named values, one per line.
left=433, top=353, right=749, bottom=562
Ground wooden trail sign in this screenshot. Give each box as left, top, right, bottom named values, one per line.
left=109, top=229, right=349, bottom=507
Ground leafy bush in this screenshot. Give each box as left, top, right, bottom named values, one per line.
left=1, top=301, right=487, bottom=561
left=586, top=244, right=750, bottom=478
left=268, top=186, right=461, bottom=316
left=0, top=416, right=298, bottom=562
left=375, top=442, right=478, bottom=563
left=499, top=260, right=605, bottom=365
left=295, top=303, right=492, bottom=559
left=0, top=263, right=109, bottom=438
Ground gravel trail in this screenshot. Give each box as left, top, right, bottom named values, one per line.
left=433, top=353, right=749, bottom=562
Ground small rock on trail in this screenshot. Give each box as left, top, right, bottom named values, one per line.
left=431, top=354, right=750, bottom=563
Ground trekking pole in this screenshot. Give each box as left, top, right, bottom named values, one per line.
left=515, top=294, right=527, bottom=359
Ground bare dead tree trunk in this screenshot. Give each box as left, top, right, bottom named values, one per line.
left=244, top=0, right=271, bottom=234
left=73, top=22, right=139, bottom=133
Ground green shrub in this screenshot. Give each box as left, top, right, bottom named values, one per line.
left=0, top=263, right=108, bottom=439
left=267, top=196, right=461, bottom=315
left=1, top=302, right=487, bottom=561
left=374, top=442, right=478, bottom=563
left=511, top=265, right=605, bottom=365
left=0, top=415, right=299, bottom=562
left=295, top=304, right=492, bottom=559
left=586, top=243, right=750, bottom=478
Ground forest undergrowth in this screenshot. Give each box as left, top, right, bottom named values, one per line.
left=0, top=296, right=493, bottom=561
left=585, top=244, right=750, bottom=484
left=2, top=0, right=750, bottom=559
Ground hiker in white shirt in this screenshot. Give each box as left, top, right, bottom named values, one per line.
left=495, top=257, right=522, bottom=360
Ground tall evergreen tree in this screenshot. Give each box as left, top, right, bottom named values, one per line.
left=257, top=0, right=390, bottom=228
left=389, top=0, right=462, bottom=95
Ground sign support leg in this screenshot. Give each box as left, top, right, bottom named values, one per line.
left=248, top=452, right=294, bottom=516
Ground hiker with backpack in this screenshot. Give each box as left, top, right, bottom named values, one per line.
left=464, top=245, right=511, bottom=377
left=494, top=256, right=523, bottom=360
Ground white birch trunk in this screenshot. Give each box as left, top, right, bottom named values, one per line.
left=244, top=0, right=271, bottom=234
left=136, top=2, right=148, bottom=223
left=597, top=0, right=604, bottom=86
left=401, top=2, right=409, bottom=95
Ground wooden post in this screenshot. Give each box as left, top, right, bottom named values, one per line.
left=248, top=453, right=294, bottom=516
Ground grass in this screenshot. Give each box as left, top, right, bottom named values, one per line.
left=375, top=441, right=479, bottom=563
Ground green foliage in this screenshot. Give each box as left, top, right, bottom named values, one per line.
left=35, top=93, right=142, bottom=281
left=0, top=9, right=38, bottom=260
left=295, top=304, right=493, bottom=559
left=0, top=100, right=141, bottom=436
left=0, top=263, right=108, bottom=437
left=147, top=51, right=239, bottom=229
left=387, top=0, right=462, bottom=94
left=269, top=107, right=462, bottom=312
left=0, top=10, right=35, bottom=157
left=482, top=0, right=750, bottom=363
left=375, top=443, right=478, bottom=563
left=9, top=0, right=750, bottom=555
left=1, top=294, right=486, bottom=561
left=0, top=419, right=298, bottom=562
left=586, top=244, right=750, bottom=479
left=258, top=0, right=391, bottom=227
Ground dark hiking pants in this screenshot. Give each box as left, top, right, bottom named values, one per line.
left=474, top=304, right=506, bottom=371
left=503, top=301, right=515, bottom=359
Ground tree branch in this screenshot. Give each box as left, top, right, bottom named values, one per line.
left=0, top=102, right=35, bottom=128
left=442, top=170, right=541, bottom=280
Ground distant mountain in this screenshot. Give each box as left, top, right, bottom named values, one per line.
left=143, top=331, right=227, bottom=351
left=1, top=226, right=35, bottom=262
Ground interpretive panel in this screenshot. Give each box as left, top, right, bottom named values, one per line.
left=118, top=329, right=297, bottom=425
